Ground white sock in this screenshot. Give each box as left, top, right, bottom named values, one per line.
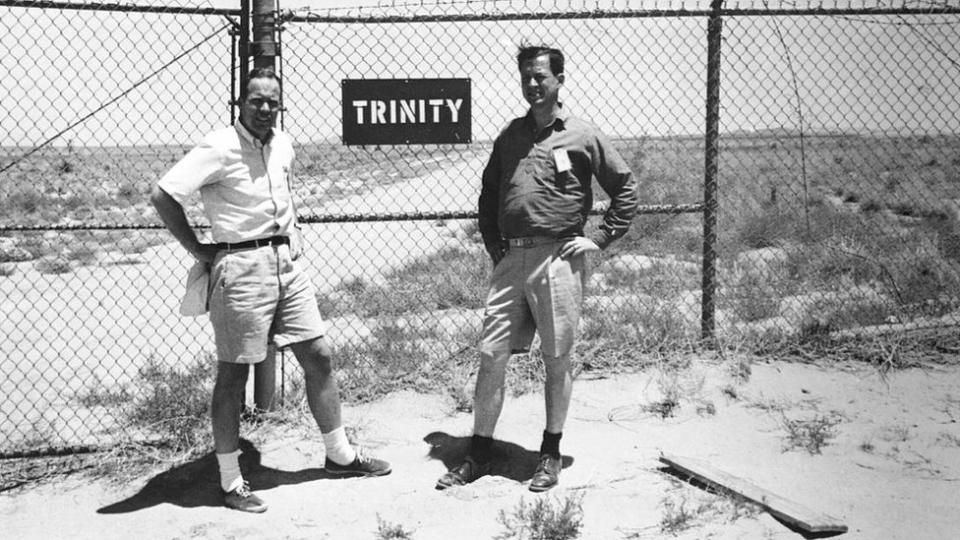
left=216, top=449, right=244, bottom=493
left=322, top=426, right=357, bottom=465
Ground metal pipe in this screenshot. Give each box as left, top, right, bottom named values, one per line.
left=251, top=0, right=277, bottom=69
left=250, top=0, right=279, bottom=412
left=701, top=0, right=723, bottom=344
left=239, top=0, right=250, bottom=91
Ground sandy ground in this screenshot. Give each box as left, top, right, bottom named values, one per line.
left=4, top=156, right=960, bottom=538
left=3, top=357, right=960, bottom=539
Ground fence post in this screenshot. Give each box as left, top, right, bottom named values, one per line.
left=701, top=0, right=723, bottom=345
left=251, top=0, right=279, bottom=68
left=250, top=0, right=280, bottom=412
left=239, top=0, right=250, bottom=92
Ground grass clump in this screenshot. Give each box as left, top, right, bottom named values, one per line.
left=76, top=379, right=132, bottom=408
left=655, top=487, right=761, bottom=537
left=634, top=356, right=710, bottom=419
left=333, top=317, right=478, bottom=404
left=66, top=242, right=98, bottom=266
left=730, top=271, right=784, bottom=323
left=375, top=514, right=415, bottom=539
left=495, top=492, right=585, bottom=540
left=780, top=412, right=841, bottom=455
left=34, top=257, right=72, bottom=275
left=659, top=494, right=700, bottom=535
left=321, top=245, right=487, bottom=318
left=126, top=353, right=215, bottom=450
left=735, top=209, right=796, bottom=250
left=580, top=297, right=696, bottom=360
left=644, top=366, right=683, bottom=419
left=935, top=432, right=960, bottom=448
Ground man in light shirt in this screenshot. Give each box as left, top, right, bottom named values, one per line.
left=151, top=68, right=390, bottom=513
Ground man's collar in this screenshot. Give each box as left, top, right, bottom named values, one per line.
left=235, top=121, right=274, bottom=145
left=525, top=103, right=568, bottom=132
left=554, top=103, right=569, bottom=124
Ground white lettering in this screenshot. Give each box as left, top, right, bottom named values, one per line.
left=373, top=101, right=387, bottom=124
left=399, top=100, right=417, bottom=123
left=352, top=100, right=367, bottom=124
left=353, top=98, right=466, bottom=125
left=428, top=99, right=444, bottom=123
left=445, top=98, right=463, bottom=123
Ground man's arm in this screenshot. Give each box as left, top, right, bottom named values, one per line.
left=587, top=132, right=640, bottom=250
left=150, top=186, right=218, bottom=264
left=478, top=137, right=506, bottom=265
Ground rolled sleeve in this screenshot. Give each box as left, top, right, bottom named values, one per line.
left=157, top=137, right=224, bottom=205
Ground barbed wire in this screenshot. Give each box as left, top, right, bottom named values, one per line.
left=0, top=0, right=237, bottom=14
left=282, top=0, right=960, bottom=22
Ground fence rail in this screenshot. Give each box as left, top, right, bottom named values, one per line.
left=2, top=0, right=959, bottom=455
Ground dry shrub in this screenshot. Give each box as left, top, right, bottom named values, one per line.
left=780, top=412, right=841, bottom=455
left=126, top=353, right=215, bottom=450
left=495, top=492, right=585, bottom=540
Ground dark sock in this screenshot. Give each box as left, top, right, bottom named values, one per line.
left=540, top=430, right=562, bottom=459
left=469, top=435, right=494, bottom=463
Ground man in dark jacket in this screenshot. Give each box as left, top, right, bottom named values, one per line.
left=436, top=45, right=639, bottom=492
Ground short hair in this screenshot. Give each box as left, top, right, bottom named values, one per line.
left=241, top=67, right=281, bottom=100
left=516, top=45, right=564, bottom=76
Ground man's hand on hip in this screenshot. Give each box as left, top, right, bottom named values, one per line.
left=558, top=237, right=599, bottom=259
left=192, top=243, right=220, bottom=264
left=486, top=242, right=507, bottom=266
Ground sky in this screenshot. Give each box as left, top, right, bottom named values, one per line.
left=1, top=0, right=958, bottom=147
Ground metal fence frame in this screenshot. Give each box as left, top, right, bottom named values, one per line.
left=2, top=0, right=959, bottom=456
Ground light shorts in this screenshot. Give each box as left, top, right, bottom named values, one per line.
left=208, top=243, right=325, bottom=364
left=478, top=238, right=585, bottom=358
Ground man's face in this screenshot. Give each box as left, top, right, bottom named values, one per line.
left=520, top=54, right=563, bottom=108
left=240, top=77, right=281, bottom=141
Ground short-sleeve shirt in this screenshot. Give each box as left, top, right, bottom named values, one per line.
left=158, top=122, right=296, bottom=244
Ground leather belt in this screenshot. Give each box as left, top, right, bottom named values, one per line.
left=216, top=235, right=289, bottom=251
left=507, top=236, right=566, bottom=248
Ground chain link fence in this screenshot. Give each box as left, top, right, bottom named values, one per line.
left=0, top=0, right=241, bottom=455
left=1, top=0, right=958, bottom=455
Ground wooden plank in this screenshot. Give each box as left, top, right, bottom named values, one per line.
left=659, top=453, right=848, bottom=534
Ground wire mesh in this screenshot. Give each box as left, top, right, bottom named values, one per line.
left=718, top=11, right=960, bottom=340
left=0, top=0, right=237, bottom=454
left=1, top=0, right=958, bottom=454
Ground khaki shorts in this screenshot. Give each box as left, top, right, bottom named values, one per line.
left=208, top=244, right=325, bottom=364
left=478, top=238, right=585, bottom=358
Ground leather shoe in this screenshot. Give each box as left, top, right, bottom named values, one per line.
left=529, top=454, right=561, bottom=492
left=325, top=451, right=392, bottom=477
left=435, top=457, right=490, bottom=490
left=223, top=481, right=268, bottom=513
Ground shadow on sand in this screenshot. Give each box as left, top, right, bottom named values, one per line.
left=423, top=431, right=574, bottom=484
left=97, top=439, right=337, bottom=514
